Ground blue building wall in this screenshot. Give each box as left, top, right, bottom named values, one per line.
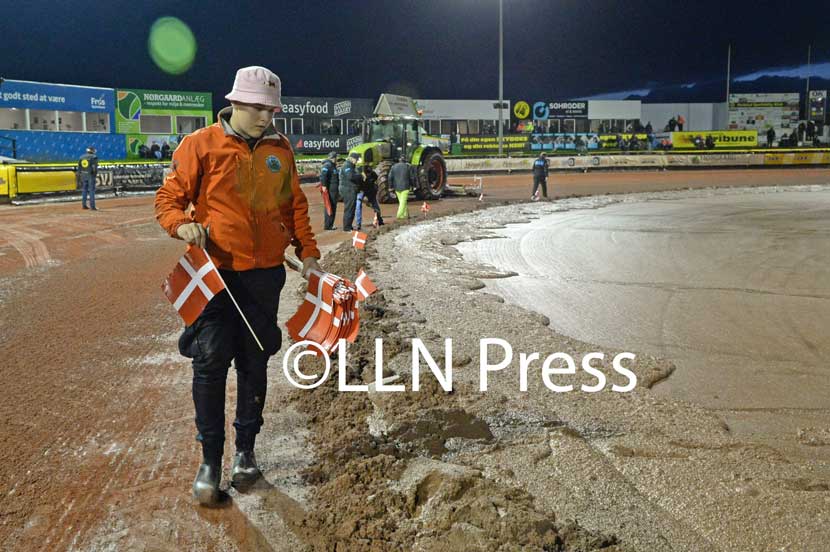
left=1, top=79, right=120, bottom=162
left=0, top=130, right=126, bottom=162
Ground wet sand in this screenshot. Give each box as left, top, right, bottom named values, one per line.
left=2, top=170, right=829, bottom=550
left=447, top=186, right=830, bottom=550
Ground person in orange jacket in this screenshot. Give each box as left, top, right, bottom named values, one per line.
left=155, top=66, right=321, bottom=505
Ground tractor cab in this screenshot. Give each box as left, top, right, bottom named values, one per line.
left=365, top=116, right=422, bottom=162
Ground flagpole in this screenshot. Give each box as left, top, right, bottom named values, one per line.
left=205, top=248, right=265, bottom=352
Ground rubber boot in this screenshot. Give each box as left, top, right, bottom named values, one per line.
left=231, top=451, right=262, bottom=488
left=192, top=463, right=221, bottom=505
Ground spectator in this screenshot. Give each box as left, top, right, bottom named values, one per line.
left=668, top=117, right=677, bottom=132
left=677, top=114, right=685, bottom=131
left=766, top=127, right=776, bottom=148
left=790, top=129, right=798, bottom=146
left=645, top=121, right=653, bottom=134
left=798, top=122, right=806, bottom=142
left=806, top=120, right=816, bottom=142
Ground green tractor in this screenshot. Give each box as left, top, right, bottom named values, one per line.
left=348, top=94, right=449, bottom=204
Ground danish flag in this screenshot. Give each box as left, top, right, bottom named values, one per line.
left=352, top=230, right=368, bottom=250
left=421, top=202, right=431, bottom=214
left=162, top=246, right=225, bottom=326
left=354, top=269, right=377, bottom=301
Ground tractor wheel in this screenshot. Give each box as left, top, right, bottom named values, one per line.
left=374, top=160, right=396, bottom=204
left=417, top=150, right=447, bottom=200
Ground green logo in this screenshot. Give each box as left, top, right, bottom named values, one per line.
left=266, top=155, right=281, bottom=172
left=117, top=91, right=142, bottom=121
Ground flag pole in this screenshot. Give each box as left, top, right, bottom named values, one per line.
left=204, top=248, right=265, bottom=352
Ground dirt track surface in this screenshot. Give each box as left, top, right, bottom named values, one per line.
left=0, top=168, right=828, bottom=551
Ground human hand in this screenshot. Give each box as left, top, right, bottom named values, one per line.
left=176, top=222, right=207, bottom=249
left=301, top=257, right=321, bottom=279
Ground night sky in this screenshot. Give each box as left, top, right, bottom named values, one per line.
left=3, top=0, right=829, bottom=104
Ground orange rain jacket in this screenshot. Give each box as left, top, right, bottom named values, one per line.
left=155, top=108, right=320, bottom=271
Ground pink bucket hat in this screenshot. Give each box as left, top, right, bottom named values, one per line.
left=224, top=66, right=282, bottom=108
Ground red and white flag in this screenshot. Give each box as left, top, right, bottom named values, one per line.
left=352, top=230, right=368, bottom=250
left=421, top=202, right=431, bottom=214
left=162, top=246, right=225, bottom=326
left=354, top=269, right=377, bottom=301
left=318, top=183, right=333, bottom=216
left=286, top=271, right=336, bottom=343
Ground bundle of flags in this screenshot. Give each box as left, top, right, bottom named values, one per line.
left=285, top=268, right=378, bottom=354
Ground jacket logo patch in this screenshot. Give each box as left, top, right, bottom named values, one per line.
left=266, top=155, right=281, bottom=173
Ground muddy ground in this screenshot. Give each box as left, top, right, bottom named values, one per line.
left=0, top=168, right=828, bottom=551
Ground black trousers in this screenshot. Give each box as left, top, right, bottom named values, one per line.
left=323, top=181, right=339, bottom=230
left=532, top=175, right=548, bottom=198
left=178, top=266, right=286, bottom=465
left=340, top=184, right=357, bottom=231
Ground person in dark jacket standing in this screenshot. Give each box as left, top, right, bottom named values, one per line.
left=355, top=164, right=384, bottom=230
left=389, top=160, right=411, bottom=219
left=320, top=151, right=339, bottom=230
left=531, top=152, right=549, bottom=200
left=766, top=127, right=776, bottom=148
left=339, top=152, right=363, bottom=231
left=78, top=146, right=99, bottom=210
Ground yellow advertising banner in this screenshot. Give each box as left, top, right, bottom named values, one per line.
left=0, top=166, right=10, bottom=197
left=15, top=170, right=77, bottom=194
left=764, top=152, right=830, bottom=165
left=672, top=131, right=757, bottom=148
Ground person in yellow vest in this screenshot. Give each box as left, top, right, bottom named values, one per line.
left=77, top=146, right=99, bottom=210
